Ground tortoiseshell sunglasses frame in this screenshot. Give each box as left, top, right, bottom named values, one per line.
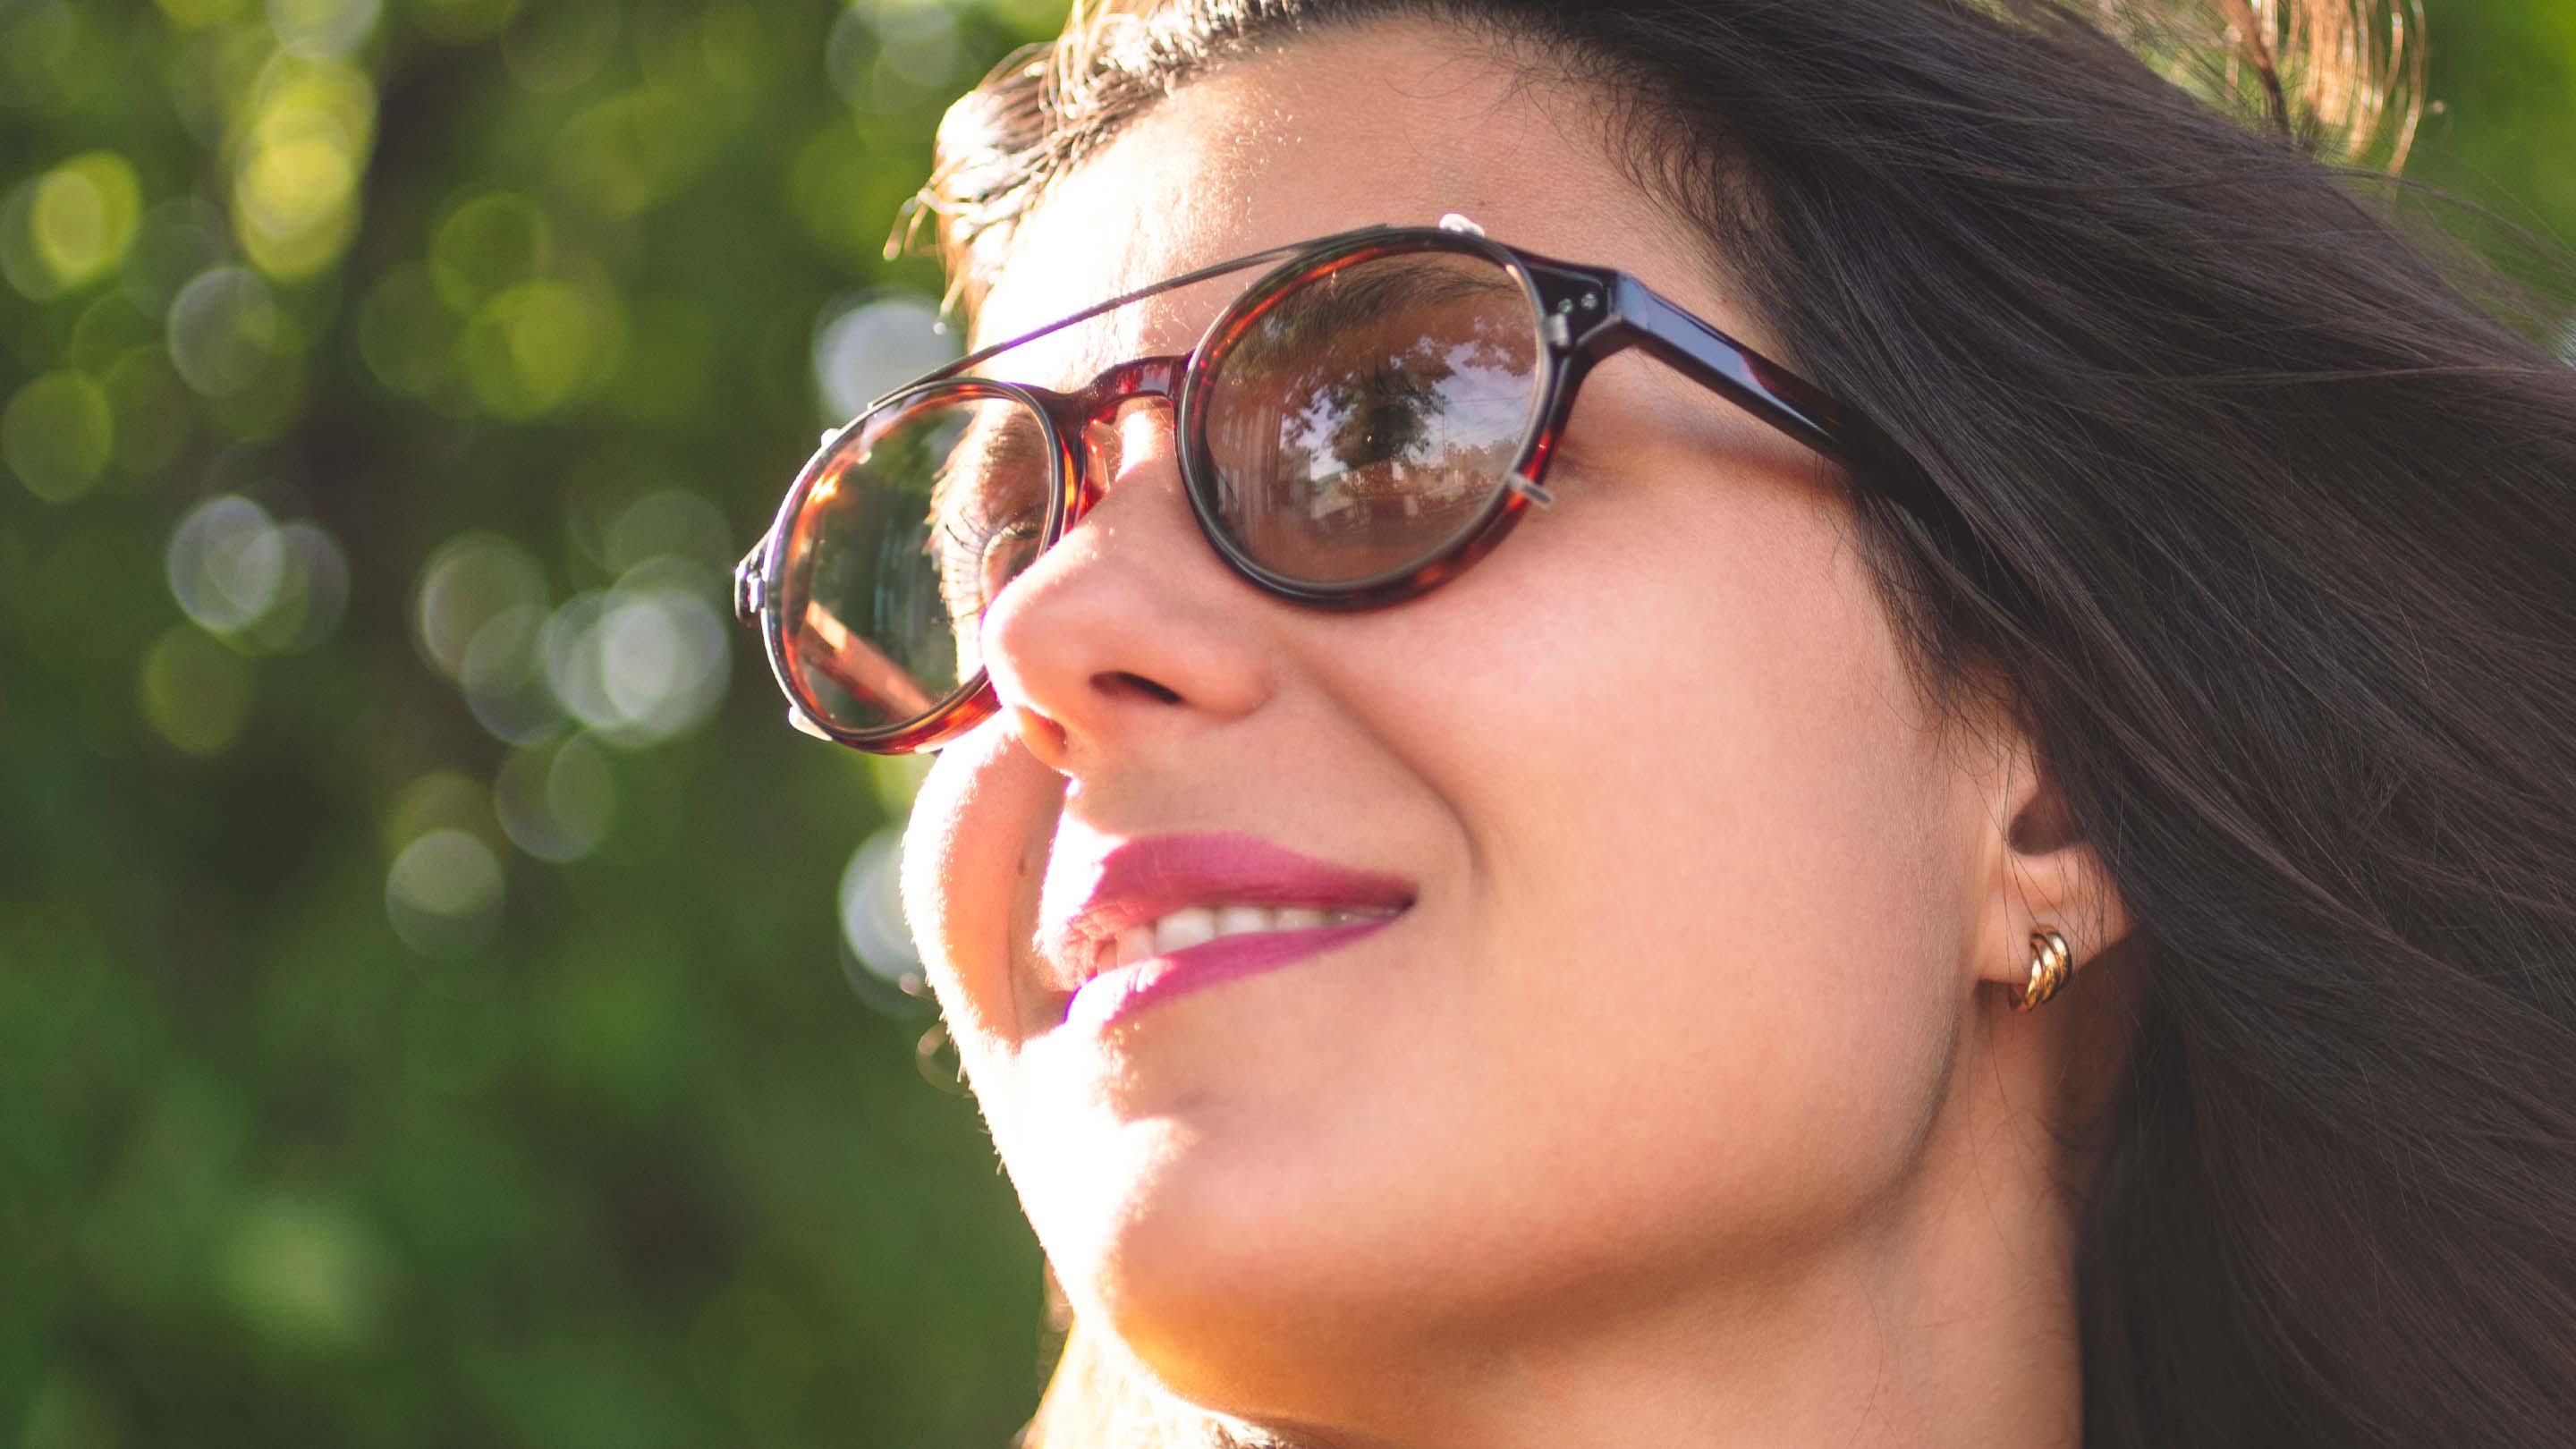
left=733, top=216, right=1944, bottom=754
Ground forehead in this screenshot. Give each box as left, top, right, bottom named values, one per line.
left=968, top=19, right=1759, bottom=366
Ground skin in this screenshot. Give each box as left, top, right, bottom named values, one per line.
left=900, top=20, right=2139, bottom=1449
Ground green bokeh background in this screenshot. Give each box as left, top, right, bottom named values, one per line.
left=0, top=1, right=2566, bottom=1445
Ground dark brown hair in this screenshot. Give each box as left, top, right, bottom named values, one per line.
left=915, top=4, right=2576, bottom=1445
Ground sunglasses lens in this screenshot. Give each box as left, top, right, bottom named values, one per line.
left=1198, top=247, right=1542, bottom=588
left=776, top=390, right=1054, bottom=738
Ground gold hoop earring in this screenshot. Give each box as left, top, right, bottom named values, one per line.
left=2010, top=926, right=2075, bottom=1012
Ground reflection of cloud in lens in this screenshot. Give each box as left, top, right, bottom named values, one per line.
left=812, top=291, right=955, bottom=422
left=386, top=828, right=504, bottom=959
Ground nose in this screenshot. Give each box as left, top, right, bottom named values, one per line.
left=975, top=395, right=1276, bottom=774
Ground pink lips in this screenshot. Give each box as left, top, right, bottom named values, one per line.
left=1041, top=831, right=1415, bottom=1030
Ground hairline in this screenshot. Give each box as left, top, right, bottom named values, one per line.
left=929, top=4, right=1746, bottom=351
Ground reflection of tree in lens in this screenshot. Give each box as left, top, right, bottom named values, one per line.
left=1321, top=360, right=1437, bottom=478
left=1208, top=253, right=1537, bottom=582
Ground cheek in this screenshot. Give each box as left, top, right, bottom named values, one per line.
left=899, top=725, right=1060, bottom=1071
left=1341, top=468, right=1971, bottom=1256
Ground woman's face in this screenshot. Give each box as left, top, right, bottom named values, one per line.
left=901, top=19, right=2081, bottom=1426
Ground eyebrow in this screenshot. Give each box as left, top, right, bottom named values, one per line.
left=1216, top=257, right=1522, bottom=369
left=970, top=250, right=1528, bottom=397
left=933, top=224, right=1414, bottom=390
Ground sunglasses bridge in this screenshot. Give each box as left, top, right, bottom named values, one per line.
left=1023, top=354, right=1188, bottom=523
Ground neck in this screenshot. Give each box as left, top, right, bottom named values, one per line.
left=1233, top=1041, right=2090, bottom=1449
left=1415, top=1207, right=2080, bottom=1449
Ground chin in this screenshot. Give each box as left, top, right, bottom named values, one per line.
left=1018, top=1104, right=1443, bottom=1420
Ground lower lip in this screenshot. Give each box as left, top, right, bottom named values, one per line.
left=1063, top=918, right=1396, bottom=1031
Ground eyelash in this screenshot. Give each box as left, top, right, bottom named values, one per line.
left=936, top=505, right=1039, bottom=618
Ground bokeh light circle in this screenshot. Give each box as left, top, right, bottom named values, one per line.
left=245, top=521, right=352, bottom=652
left=839, top=824, right=927, bottom=1008
left=601, top=489, right=733, bottom=575
left=140, top=625, right=257, bottom=757
left=166, top=267, right=279, bottom=398
left=494, top=731, right=615, bottom=862
left=267, top=0, right=381, bottom=58
left=499, top=0, right=616, bottom=94
left=413, top=532, right=545, bottom=680
left=119, top=198, right=231, bottom=316
left=3, top=371, right=113, bottom=502
left=30, top=152, right=143, bottom=292
left=166, top=495, right=287, bottom=633
left=386, top=828, right=504, bottom=959
left=461, top=604, right=564, bottom=744
left=811, top=291, right=954, bottom=423
left=540, top=576, right=729, bottom=748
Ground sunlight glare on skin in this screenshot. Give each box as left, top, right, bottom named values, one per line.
left=894, top=23, right=2088, bottom=1449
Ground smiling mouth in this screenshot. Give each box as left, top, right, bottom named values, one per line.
left=1038, top=830, right=1419, bottom=1011
left=1093, top=902, right=1406, bottom=981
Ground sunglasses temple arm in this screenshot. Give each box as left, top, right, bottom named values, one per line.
left=1602, top=276, right=1858, bottom=465
left=1602, top=277, right=1998, bottom=584
left=733, top=539, right=769, bottom=626
left=921, top=222, right=1412, bottom=387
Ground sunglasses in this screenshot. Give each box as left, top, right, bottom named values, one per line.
left=733, top=215, right=1931, bottom=753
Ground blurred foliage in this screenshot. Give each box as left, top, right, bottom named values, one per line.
left=0, top=0, right=2567, bottom=1445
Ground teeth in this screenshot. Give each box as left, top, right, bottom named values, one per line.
left=1154, top=907, right=1217, bottom=954
left=1215, top=905, right=1273, bottom=937
left=1114, top=924, right=1156, bottom=970
left=1103, top=902, right=1396, bottom=971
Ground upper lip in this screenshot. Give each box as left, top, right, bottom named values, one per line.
left=1038, top=830, right=1417, bottom=991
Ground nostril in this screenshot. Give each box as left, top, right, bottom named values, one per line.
left=1098, top=671, right=1182, bottom=705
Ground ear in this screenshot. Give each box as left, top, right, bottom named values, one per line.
left=1969, top=711, right=2134, bottom=1007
